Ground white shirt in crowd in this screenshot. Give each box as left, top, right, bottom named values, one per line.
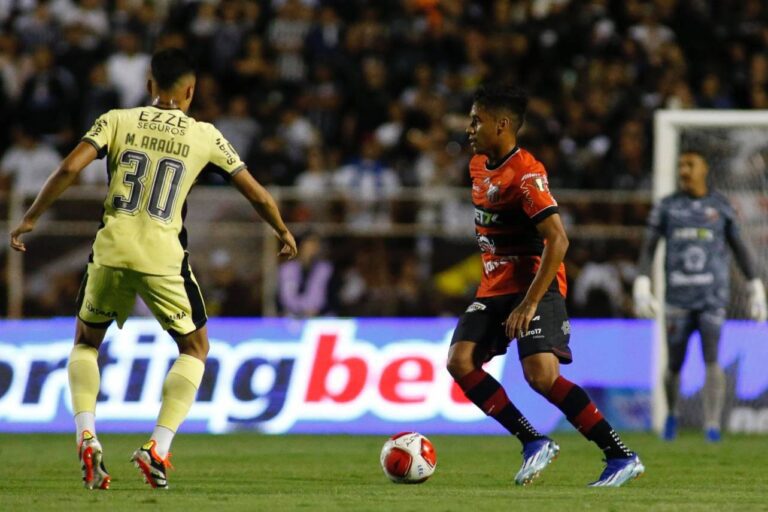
left=1, top=142, right=60, bottom=196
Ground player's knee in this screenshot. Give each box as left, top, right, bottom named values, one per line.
left=446, top=353, right=474, bottom=381
left=176, top=328, right=209, bottom=360
left=523, top=370, right=556, bottom=395
left=74, top=322, right=106, bottom=350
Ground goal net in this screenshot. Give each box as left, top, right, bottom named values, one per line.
left=651, top=110, right=768, bottom=433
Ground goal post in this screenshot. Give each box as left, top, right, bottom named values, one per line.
left=651, top=110, right=768, bottom=432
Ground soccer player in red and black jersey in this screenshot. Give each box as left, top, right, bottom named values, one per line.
left=447, top=85, right=644, bottom=487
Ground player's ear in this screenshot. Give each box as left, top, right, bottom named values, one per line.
left=497, top=116, right=509, bottom=134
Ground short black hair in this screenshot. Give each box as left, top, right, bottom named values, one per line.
left=473, top=84, right=528, bottom=131
left=151, top=48, right=195, bottom=90
left=679, top=147, right=709, bottom=163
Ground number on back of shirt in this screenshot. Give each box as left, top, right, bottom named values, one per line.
left=112, top=150, right=186, bottom=222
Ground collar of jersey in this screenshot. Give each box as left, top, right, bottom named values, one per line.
left=148, top=104, right=186, bottom=114
left=485, top=146, right=520, bottom=171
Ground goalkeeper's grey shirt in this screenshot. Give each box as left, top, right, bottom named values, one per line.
left=638, top=191, right=758, bottom=310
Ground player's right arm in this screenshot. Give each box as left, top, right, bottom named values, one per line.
left=231, top=170, right=297, bottom=260
left=633, top=200, right=665, bottom=318
left=207, top=124, right=297, bottom=259
left=9, top=142, right=98, bottom=252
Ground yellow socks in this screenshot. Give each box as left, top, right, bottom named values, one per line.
left=68, top=344, right=100, bottom=415
left=68, top=344, right=100, bottom=440
left=156, top=354, right=205, bottom=434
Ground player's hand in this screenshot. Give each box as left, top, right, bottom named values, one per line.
left=9, top=218, right=35, bottom=252
left=747, top=278, right=767, bottom=323
left=632, top=275, right=658, bottom=318
left=277, top=229, right=298, bottom=260
left=505, top=298, right=538, bottom=340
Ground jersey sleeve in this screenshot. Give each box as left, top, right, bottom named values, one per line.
left=637, top=201, right=666, bottom=276
left=81, top=111, right=114, bottom=159
left=646, top=199, right=667, bottom=234
left=517, top=167, right=559, bottom=223
left=208, top=126, right=246, bottom=176
left=722, top=199, right=759, bottom=280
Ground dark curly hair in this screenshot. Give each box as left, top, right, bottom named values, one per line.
left=151, top=48, right=196, bottom=91
left=473, top=84, right=528, bottom=132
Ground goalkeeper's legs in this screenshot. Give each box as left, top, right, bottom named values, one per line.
left=663, top=370, right=681, bottom=434
left=702, top=364, right=725, bottom=441
left=663, top=307, right=696, bottom=440
left=700, top=309, right=726, bottom=441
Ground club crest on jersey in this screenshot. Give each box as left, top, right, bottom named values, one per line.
left=483, top=178, right=500, bottom=203
left=466, top=302, right=487, bottom=313
left=476, top=234, right=496, bottom=254
left=704, top=207, right=719, bottom=222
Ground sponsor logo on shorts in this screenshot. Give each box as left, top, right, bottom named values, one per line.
left=522, top=328, right=543, bottom=338
left=165, top=311, right=188, bottom=324
left=561, top=320, right=570, bottom=335
left=85, top=301, right=117, bottom=319
left=466, top=302, right=487, bottom=313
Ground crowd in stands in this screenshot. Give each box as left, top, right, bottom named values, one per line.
left=1, top=0, right=766, bottom=318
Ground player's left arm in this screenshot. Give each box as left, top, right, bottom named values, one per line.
left=505, top=213, right=569, bottom=339
left=9, top=142, right=97, bottom=252
left=231, top=169, right=298, bottom=260
left=725, top=213, right=766, bottom=321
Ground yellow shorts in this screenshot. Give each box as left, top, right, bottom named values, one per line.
left=76, top=256, right=207, bottom=337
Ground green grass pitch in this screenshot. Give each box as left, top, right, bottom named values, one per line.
left=0, top=432, right=765, bottom=511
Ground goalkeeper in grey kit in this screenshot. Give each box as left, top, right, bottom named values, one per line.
left=633, top=150, right=767, bottom=442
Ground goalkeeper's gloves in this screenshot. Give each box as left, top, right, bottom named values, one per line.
left=632, top=275, right=658, bottom=318
left=747, top=278, right=767, bottom=323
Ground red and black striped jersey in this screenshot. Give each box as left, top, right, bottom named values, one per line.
left=470, top=147, right=567, bottom=298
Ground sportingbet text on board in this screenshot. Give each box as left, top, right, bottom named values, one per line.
left=0, top=318, right=657, bottom=434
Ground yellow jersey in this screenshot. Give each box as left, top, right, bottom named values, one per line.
left=82, top=106, right=246, bottom=275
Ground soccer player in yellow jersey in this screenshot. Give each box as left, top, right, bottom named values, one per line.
left=9, top=49, right=297, bottom=490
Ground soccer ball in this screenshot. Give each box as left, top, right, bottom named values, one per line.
left=380, top=432, right=437, bottom=484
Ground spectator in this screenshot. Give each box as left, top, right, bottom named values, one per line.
left=277, top=232, right=336, bottom=317
left=13, top=2, right=59, bottom=51
left=106, top=31, right=150, bottom=108
left=205, top=249, right=261, bottom=317
left=17, top=46, right=77, bottom=146
left=209, top=0, right=248, bottom=77
left=294, top=146, right=334, bottom=221
left=216, top=95, right=261, bottom=160
left=333, top=137, right=400, bottom=229
left=59, top=0, right=109, bottom=50
left=267, top=0, right=311, bottom=86
left=0, top=126, right=61, bottom=197
left=78, top=62, right=119, bottom=185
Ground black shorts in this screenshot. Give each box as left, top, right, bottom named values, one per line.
left=665, top=305, right=725, bottom=372
left=451, top=291, right=573, bottom=364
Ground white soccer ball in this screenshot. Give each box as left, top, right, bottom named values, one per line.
left=380, top=432, right=437, bottom=484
